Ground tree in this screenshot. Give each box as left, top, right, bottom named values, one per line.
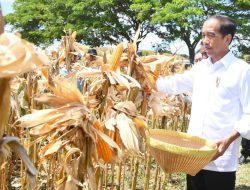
left=5, top=0, right=156, bottom=47
left=230, top=0, right=250, bottom=56
left=132, top=0, right=250, bottom=63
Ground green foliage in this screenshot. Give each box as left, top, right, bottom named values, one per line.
left=243, top=54, right=250, bottom=62
left=141, top=49, right=155, bottom=56
left=5, top=0, right=156, bottom=47
left=131, top=0, right=250, bottom=63
left=234, top=0, right=250, bottom=9
left=5, top=0, right=249, bottom=62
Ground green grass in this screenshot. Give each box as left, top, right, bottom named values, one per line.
left=236, top=160, right=250, bottom=190
left=159, top=160, right=250, bottom=190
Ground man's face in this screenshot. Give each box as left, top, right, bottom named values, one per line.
left=202, top=19, right=231, bottom=61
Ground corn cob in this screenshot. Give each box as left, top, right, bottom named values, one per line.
left=108, top=129, right=121, bottom=146
left=133, top=117, right=148, bottom=129
left=108, top=129, right=122, bottom=155
left=93, top=121, right=113, bottom=163
left=109, top=44, right=124, bottom=71
left=41, top=67, right=48, bottom=79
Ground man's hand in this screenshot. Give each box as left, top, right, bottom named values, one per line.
left=211, top=130, right=240, bottom=161
left=212, top=138, right=231, bottom=160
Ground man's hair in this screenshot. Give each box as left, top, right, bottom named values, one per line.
left=206, top=15, right=237, bottom=43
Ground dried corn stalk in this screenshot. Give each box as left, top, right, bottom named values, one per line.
left=0, top=136, right=37, bottom=189
left=0, top=79, right=10, bottom=138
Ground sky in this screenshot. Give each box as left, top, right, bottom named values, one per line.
left=0, top=0, right=189, bottom=55
left=0, top=0, right=14, bottom=15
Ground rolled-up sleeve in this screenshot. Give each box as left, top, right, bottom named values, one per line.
left=234, top=69, right=250, bottom=139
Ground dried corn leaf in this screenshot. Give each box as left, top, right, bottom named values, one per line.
left=29, top=123, right=55, bottom=136
left=49, top=78, right=85, bottom=104
left=105, top=117, right=116, bottom=131
left=110, top=71, right=130, bottom=90
left=141, top=56, right=174, bottom=68
left=43, top=140, right=69, bottom=157
left=120, top=73, right=141, bottom=89
left=73, top=42, right=88, bottom=55
left=106, top=71, right=116, bottom=85
left=114, top=101, right=138, bottom=116
left=127, top=43, right=135, bottom=58
left=64, top=147, right=81, bottom=164
left=0, top=33, right=48, bottom=78
left=77, top=67, right=102, bottom=78
left=16, top=109, right=64, bottom=128
left=35, top=94, right=74, bottom=107
left=116, top=113, right=140, bottom=153
left=88, top=78, right=106, bottom=94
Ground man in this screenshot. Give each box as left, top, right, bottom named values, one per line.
left=156, top=15, right=250, bottom=190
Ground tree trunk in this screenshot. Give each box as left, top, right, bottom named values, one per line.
left=0, top=5, right=4, bottom=34
left=188, top=46, right=195, bottom=64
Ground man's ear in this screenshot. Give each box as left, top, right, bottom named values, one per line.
left=225, top=34, right=233, bottom=45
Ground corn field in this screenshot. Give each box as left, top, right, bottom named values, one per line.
left=0, top=16, right=194, bottom=189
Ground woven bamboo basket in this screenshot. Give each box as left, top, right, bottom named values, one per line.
left=146, top=129, right=217, bottom=176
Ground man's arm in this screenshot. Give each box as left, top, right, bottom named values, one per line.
left=212, top=130, right=240, bottom=160
left=156, top=65, right=198, bottom=95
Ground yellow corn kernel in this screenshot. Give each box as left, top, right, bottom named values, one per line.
left=110, top=44, right=124, bottom=71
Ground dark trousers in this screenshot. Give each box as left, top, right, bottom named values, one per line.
left=186, top=169, right=236, bottom=190
left=241, top=138, right=250, bottom=158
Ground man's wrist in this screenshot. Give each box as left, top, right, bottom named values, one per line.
left=227, top=130, right=240, bottom=144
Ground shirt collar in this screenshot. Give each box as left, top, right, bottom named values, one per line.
left=207, top=51, right=235, bottom=69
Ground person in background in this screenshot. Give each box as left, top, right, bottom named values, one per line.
left=137, top=50, right=143, bottom=56
left=156, top=15, right=250, bottom=190
left=239, top=138, right=250, bottom=164
left=88, top=48, right=98, bottom=61
left=76, top=48, right=98, bottom=93
left=84, top=48, right=98, bottom=67
left=194, top=41, right=208, bottom=63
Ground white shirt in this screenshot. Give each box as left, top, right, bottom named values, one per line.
left=156, top=51, right=250, bottom=172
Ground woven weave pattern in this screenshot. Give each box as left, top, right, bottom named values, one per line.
left=146, top=129, right=217, bottom=176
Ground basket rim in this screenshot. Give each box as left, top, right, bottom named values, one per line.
left=146, top=129, right=217, bottom=157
